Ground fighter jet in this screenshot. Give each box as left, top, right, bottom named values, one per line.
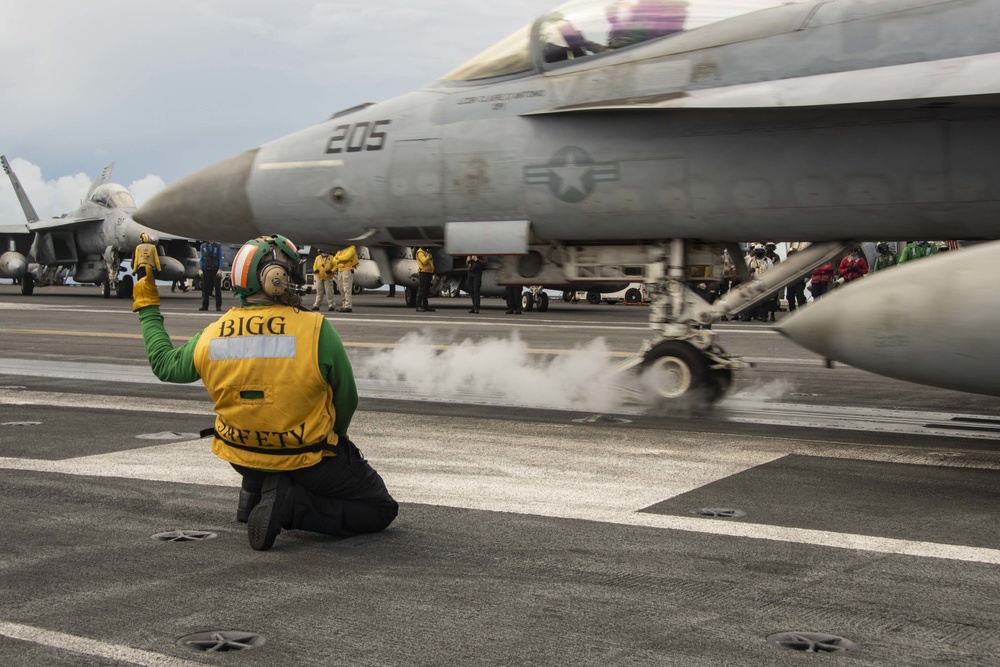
left=135, top=0, right=1000, bottom=403
left=2, top=156, right=198, bottom=296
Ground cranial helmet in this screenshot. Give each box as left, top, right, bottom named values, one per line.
left=753, top=246, right=766, bottom=258
left=876, top=242, right=890, bottom=255
left=230, top=234, right=305, bottom=306
left=139, top=232, right=153, bottom=244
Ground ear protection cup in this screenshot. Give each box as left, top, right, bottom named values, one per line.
left=259, top=262, right=289, bottom=298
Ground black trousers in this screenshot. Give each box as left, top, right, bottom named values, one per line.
left=468, top=271, right=483, bottom=310
left=233, top=439, right=398, bottom=538
left=786, top=282, right=807, bottom=310
left=416, top=272, right=432, bottom=309
left=505, top=286, right=521, bottom=312
left=201, top=272, right=222, bottom=309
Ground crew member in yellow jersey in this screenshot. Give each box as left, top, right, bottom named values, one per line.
left=332, top=244, right=359, bottom=312
left=310, top=248, right=335, bottom=311
left=132, top=234, right=398, bottom=551
left=415, top=247, right=435, bottom=312
left=132, top=232, right=161, bottom=280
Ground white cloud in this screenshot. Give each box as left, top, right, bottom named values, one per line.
left=0, top=159, right=165, bottom=225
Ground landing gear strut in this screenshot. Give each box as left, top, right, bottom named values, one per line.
left=497, top=238, right=849, bottom=407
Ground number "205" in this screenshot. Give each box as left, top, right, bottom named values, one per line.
left=326, top=120, right=391, bottom=154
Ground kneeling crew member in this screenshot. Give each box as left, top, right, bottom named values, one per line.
left=133, top=234, right=398, bottom=551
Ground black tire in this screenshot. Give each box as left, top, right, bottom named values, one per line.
left=352, top=283, right=363, bottom=295
left=222, top=277, right=232, bottom=291
left=101, top=280, right=111, bottom=299
left=639, top=340, right=719, bottom=404
left=537, top=292, right=549, bottom=312
left=522, top=291, right=534, bottom=312
left=586, top=289, right=601, bottom=305
left=404, top=287, right=416, bottom=307
left=116, top=274, right=134, bottom=299
left=20, top=274, right=34, bottom=296
left=624, top=288, right=642, bottom=304
left=562, top=290, right=574, bottom=303
left=711, top=368, right=733, bottom=401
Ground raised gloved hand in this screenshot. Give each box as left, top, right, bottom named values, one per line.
left=132, top=272, right=160, bottom=312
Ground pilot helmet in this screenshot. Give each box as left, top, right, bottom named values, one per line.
left=231, top=234, right=306, bottom=306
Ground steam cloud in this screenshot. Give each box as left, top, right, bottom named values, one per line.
left=355, top=331, right=625, bottom=412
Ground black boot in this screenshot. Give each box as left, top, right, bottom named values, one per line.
left=247, top=474, right=294, bottom=551
left=236, top=488, right=261, bottom=523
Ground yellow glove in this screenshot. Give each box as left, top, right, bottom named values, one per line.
left=132, top=272, right=160, bottom=312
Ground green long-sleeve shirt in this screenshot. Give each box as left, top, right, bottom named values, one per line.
left=137, top=305, right=358, bottom=437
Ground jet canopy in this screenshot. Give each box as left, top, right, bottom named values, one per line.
left=90, top=184, right=136, bottom=209
left=444, top=0, right=803, bottom=81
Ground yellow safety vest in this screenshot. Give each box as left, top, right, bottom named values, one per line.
left=334, top=246, right=359, bottom=272
left=193, top=304, right=339, bottom=470
left=132, top=243, right=161, bottom=275
left=313, top=255, right=333, bottom=279
left=416, top=249, right=434, bottom=273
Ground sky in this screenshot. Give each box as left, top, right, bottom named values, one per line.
left=0, top=0, right=545, bottom=221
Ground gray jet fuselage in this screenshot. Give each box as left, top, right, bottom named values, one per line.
left=246, top=101, right=1000, bottom=247
left=138, top=0, right=1000, bottom=249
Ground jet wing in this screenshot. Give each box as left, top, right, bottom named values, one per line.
left=0, top=223, right=30, bottom=235
left=532, top=52, right=1000, bottom=114
left=27, top=216, right=104, bottom=232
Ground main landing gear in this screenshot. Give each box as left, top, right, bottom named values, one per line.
left=498, top=238, right=849, bottom=408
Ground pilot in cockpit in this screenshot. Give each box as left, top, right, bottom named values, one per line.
left=543, top=13, right=607, bottom=62
left=542, top=0, right=690, bottom=64
left=607, top=0, right=689, bottom=49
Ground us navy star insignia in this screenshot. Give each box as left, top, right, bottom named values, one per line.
left=523, top=146, right=620, bottom=203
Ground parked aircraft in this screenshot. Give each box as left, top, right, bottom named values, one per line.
left=1, top=156, right=198, bottom=297
left=135, top=0, right=1000, bottom=403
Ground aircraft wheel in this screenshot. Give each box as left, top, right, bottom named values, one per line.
left=21, top=274, right=35, bottom=296
left=624, top=288, right=642, bottom=304
left=586, top=289, right=601, bottom=305
left=639, top=340, right=718, bottom=404
left=404, top=287, right=416, bottom=307
left=537, top=292, right=549, bottom=312
left=710, top=368, right=733, bottom=401
left=352, top=283, right=363, bottom=295
left=522, top=291, right=534, bottom=312
left=222, top=276, right=232, bottom=291
left=101, top=280, right=111, bottom=299
left=116, top=275, right=134, bottom=299
left=562, top=290, right=573, bottom=303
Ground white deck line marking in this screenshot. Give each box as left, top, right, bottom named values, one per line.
left=1, top=396, right=999, bottom=565
left=0, top=621, right=201, bottom=666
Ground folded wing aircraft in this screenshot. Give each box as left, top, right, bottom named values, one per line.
left=2, top=156, right=198, bottom=296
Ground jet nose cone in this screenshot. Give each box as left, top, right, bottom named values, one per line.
left=0, top=251, right=28, bottom=279
left=135, top=148, right=259, bottom=242
left=776, top=297, right=839, bottom=358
